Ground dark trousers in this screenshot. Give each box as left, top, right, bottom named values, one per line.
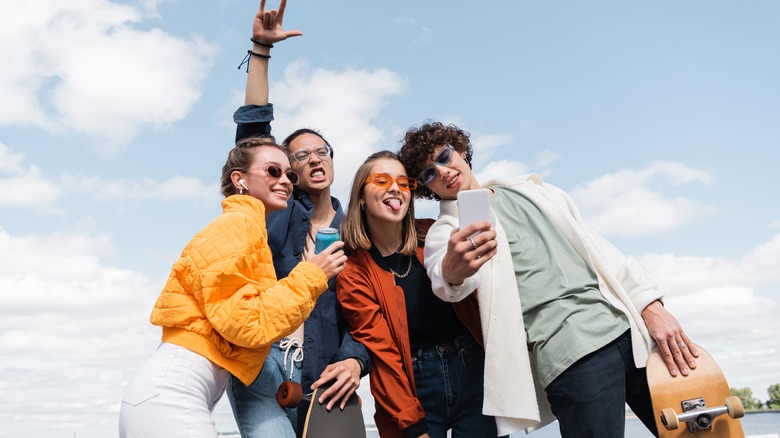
left=544, top=330, right=659, bottom=438
left=412, top=333, right=500, bottom=438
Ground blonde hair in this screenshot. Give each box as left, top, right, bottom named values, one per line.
left=341, top=151, right=418, bottom=256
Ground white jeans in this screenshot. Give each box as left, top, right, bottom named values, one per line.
left=119, top=342, right=229, bottom=438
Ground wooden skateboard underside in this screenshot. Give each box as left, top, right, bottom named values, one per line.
left=646, top=344, right=744, bottom=438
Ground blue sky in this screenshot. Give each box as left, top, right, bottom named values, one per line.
left=1, top=1, right=779, bottom=436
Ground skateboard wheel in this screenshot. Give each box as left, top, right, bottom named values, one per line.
left=661, top=408, right=679, bottom=430
left=277, top=381, right=303, bottom=408
left=725, top=396, right=745, bottom=419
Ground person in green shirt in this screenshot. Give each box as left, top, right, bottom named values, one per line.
left=399, top=121, right=698, bottom=438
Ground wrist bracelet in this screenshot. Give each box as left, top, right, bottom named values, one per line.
left=237, top=50, right=271, bottom=72
left=250, top=37, right=273, bottom=48
left=248, top=49, right=270, bottom=59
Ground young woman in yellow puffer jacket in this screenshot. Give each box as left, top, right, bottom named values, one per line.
left=118, top=136, right=347, bottom=438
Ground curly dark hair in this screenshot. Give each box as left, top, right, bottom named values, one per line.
left=397, top=121, right=473, bottom=200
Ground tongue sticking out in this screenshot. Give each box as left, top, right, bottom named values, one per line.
left=386, top=199, right=401, bottom=211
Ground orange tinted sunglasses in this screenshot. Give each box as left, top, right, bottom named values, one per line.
left=364, top=173, right=418, bottom=191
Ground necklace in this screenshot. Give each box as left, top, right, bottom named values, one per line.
left=389, top=255, right=413, bottom=279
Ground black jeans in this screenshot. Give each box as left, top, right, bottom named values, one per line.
left=544, top=330, right=658, bottom=438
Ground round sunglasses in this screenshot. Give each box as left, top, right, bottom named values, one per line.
left=364, top=173, right=418, bottom=191
left=416, top=145, right=454, bottom=186
left=262, top=164, right=299, bottom=185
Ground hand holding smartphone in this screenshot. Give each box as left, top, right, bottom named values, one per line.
left=457, top=189, right=492, bottom=235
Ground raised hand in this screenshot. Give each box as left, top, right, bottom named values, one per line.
left=253, top=0, right=303, bottom=46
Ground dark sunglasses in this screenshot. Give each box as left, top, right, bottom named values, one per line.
left=265, top=165, right=299, bottom=185
left=416, top=145, right=455, bottom=186
left=364, top=173, right=418, bottom=191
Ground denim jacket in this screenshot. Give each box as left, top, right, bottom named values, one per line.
left=234, top=104, right=372, bottom=394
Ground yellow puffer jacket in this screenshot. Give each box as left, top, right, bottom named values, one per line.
left=150, top=195, right=328, bottom=385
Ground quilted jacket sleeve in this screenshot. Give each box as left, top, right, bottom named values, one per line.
left=195, top=210, right=328, bottom=349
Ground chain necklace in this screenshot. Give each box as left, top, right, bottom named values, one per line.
left=389, top=255, right=413, bottom=279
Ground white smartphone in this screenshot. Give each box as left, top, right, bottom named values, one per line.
left=457, top=189, right=492, bottom=234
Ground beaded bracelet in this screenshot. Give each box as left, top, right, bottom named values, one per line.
left=250, top=37, right=273, bottom=48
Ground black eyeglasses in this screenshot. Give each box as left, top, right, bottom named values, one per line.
left=364, top=173, right=418, bottom=191
left=264, top=165, right=299, bottom=185
left=290, top=144, right=332, bottom=163
left=416, top=145, right=455, bottom=186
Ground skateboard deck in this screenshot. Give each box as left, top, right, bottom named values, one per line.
left=646, top=343, right=745, bottom=438
left=277, top=380, right=366, bottom=438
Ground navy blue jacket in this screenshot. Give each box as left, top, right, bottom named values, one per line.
left=234, top=104, right=372, bottom=395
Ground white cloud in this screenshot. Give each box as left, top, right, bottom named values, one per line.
left=0, top=143, right=25, bottom=173
left=0, top=144, right=217, bottom=209
left=61, top=174, right=220, bottom=203
left=470, top=132, right=513, bottom=163
left=0, top=144, right=63, bottom=210
left=637, top=235, right=780, bottom=398
left=271, top=61, right=406, bottom=203
left=0, top=226, right=162, bottom=437
left=570, top=161, right=715, bottom=238
left=475, top=159, right=528, bottom=183
left=0, top=0, right=214, bottom=155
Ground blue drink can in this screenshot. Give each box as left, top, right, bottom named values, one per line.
left=314, top=227, right=340, bottom=254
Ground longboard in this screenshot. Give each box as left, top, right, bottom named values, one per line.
left=646, top=344, right=745, bottom=437
left=277, top=380, right=366, bottom=438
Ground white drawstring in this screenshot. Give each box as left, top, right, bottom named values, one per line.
left=279, top=338, right=304, bottom=380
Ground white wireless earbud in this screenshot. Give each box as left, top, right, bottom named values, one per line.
left=239, top=179, right=248, bottom=190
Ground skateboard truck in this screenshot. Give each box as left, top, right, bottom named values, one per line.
left=660, top=396, right=745, bottom=432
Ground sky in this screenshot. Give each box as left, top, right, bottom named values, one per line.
left=1, top=0, right=779, bottom=436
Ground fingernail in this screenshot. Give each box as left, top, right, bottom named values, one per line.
left=671, top=369, right=678, bottom=377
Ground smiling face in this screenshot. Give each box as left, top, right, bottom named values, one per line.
left=287, top=132, right=335, bottom=194
left=236, top=147, right=295, bottom=213
left=423, top=144, right=477, bottom=200
left=362, top=159, right=412, bottom=226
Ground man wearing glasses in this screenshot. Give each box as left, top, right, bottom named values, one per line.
left=226, top=3, right=371, bottom=437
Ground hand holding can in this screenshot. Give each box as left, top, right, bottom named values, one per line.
left=310, top=227, right=346, bottom=279
left=314, top=227, right=340, bottom=254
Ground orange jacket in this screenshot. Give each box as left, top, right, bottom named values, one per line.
left=336, top=219, right=481, bottom=437
left=150, top=195, right=328, bottom=385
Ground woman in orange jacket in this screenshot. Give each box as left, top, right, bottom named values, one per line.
left=119, top=136, right=347, bottom=438
left=337, top=151, right=497, bottom=438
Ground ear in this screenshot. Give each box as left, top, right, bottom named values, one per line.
left=230, top=171, right=244, bottom=190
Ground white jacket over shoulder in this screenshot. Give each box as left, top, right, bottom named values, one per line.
left=423, top=174, right=664, bottom=436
